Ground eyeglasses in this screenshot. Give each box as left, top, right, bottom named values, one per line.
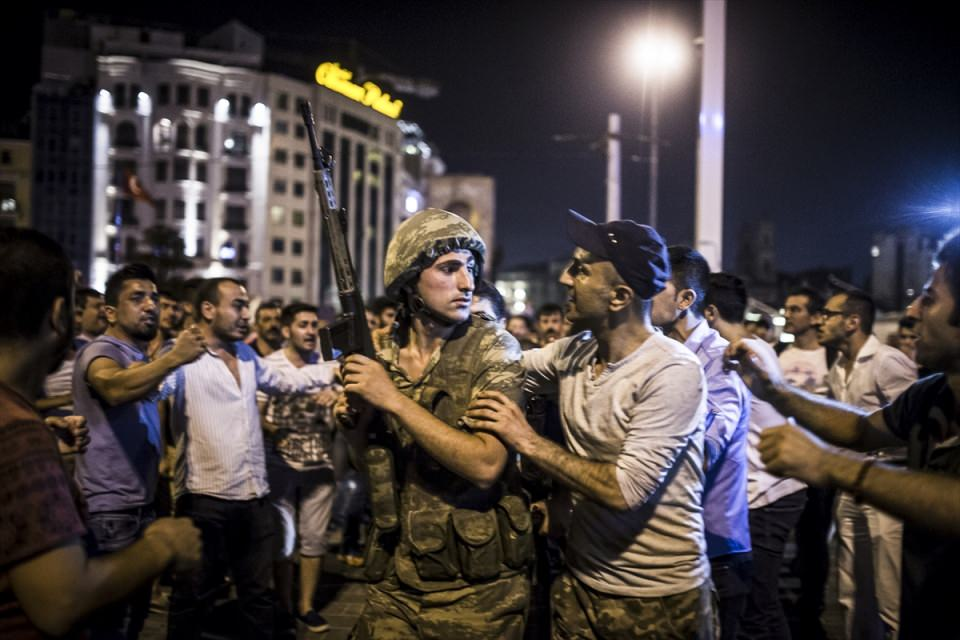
left=816, top=309, right=846, bottom=319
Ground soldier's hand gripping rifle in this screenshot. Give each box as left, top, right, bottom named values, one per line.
left=300, top=101, right=376, bottom=363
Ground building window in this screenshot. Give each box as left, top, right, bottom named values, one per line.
left=155, top=160, right=168, bottom=182
left=271, top=267, right=284, bottom=284
left=224, top=132, right=248, bottom=156
left=154, top=199, right=167, bottom=220
left=197, top=87, right=210, bottom=107
left=224, top=167, right=247, bottom=192
left=240, top=95, right=251, bottom=118
left=196, top=161, right=207, bottom=183
left=272, top=237, right=285, bottom=254
left=292, top=210, right=305, bottom=227
left=114, top=83, right=127, bottom=109
left=196, top=201, right=206, bottom=220
left=270, top=205, right=285, bottom=225
left=175, top=123, right=190, bottom=149
left=1, top=150, right=11, bottom=164
left=157, top=83, right=170, bottom=106
left=227, top=93, right=237, bottom=118
left=294, top=124, right=306, bottom=139
left=273, top=179, right=287, bottom=195
left=176, top=84, right=190, bottom=106
left=293, top=181, right=305, bottom=198
left=323, top=105, right=337, bottom=123
left=291, top=269, right=303, bottom=286
left=274, top=148, right=288, bottom=164
left=224, top=205, right=247, bottom=230
left=292, top=239, right=303, bottom=256
left=293, top=153, right=305, bottom=168
left=275, top=120, right=289, bottom=135
left=173, top=199, right=186, bottom=220
left=276, top=92, right=289, bottom=111
left=195, top=124, right=208, bottom=151
left=115, top=121, right=139, bottom=148
left=153, top=120, right=173, bottom=152
left=196, top=236, right=205, bottom=257
left=111, top=159, right=137, bottom=187
left=173, top=157, right=190, bottom=181
left=238, top=241, right=249, bottom=267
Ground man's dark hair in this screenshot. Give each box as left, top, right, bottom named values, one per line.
left=0, top=228, right=74, bottom=341
left=157, top=288, right=179, bottom=302
left=536, top=303, right=563, bottom=320
left=180, top=277, right=203, bottom=307
left=508, top=314, right=534, bottom=333
left=899, top=315, right=918, bottom=330
left=667, top=246, right=710, bottom=316
left=840, top=289, right=876, bottom=335
left=104, top=263, right=157, bottom=307
left=935, top=229, right=960, bottom=326
left=255, top=300, right=282, bottom=321
left=474, top=280, right=506, bottom=321
left=281, top=302, right=318, bottom=326
left=194, top=277, right=243, bottom=320
left=785, top=286, right=823, bottom=315
left=76, top=287, right=103, bottom=310
left=705, top=272, right=748, bottom=324
left=370, top=296, right=398, bottom=315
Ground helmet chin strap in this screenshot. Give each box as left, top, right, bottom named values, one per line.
left=407, top=291, right=460, bottom=327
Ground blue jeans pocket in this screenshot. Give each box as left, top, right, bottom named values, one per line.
left=88, top=512, right=144, bottom=553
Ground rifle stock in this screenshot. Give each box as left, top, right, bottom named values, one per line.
left=300, top=101, right=376, bottom=362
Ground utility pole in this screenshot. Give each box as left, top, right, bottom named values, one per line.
left=606, top=113, right=621, bottom=222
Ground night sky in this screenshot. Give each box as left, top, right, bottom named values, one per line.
left=4, top=1, right=958, bottom=284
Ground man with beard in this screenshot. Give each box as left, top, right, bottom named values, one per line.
left=72, top=263, right=207, bottom=639
left=75, top=286, right=109, bottom=346
left=535, top=303, right=565, bottom=345
left=252, top=301, right=284, bottom=357
left=724, top=229, right=960, bottom=639
left=466, top=212, right=714, bottom=639
left=146, top=288, right=185, bottom=359
left=259, top=303, right=339, bottom=633
left=164, top=278, right=337, bottom=639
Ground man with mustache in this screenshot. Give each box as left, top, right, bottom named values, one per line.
left=252, top=300, right=284, bottom=357
left=258, top=303, right=339, bottom=633
left=163, top=278, right=337, bottom=639
left=73, top=263, right=206, bottom=639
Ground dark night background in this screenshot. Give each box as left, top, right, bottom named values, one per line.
left=3, top=1, right=958, bottom=283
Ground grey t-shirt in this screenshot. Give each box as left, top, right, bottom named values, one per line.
left=73, top=336, right=161, bottom=513
left=523, top=331, right=710, bottom=597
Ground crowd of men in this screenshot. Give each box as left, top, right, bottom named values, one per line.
left=0, top=209, right=958, bottom=640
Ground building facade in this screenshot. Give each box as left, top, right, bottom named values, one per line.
left=0, top=139, right=31, bottom=228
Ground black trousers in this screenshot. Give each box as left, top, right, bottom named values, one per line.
left=738, top=489, right=807, bottom=640
left=711, top=551, right=753, bottom=640
left=792, top=486, right=835, bottom=638
left=167, top=494, right=275, bottom=640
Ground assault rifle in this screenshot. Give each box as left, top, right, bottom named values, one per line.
left=300, top=101, right=376, bottom=362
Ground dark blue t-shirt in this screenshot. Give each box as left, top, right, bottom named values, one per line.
left=881, top=373, right=960, bottom=639
left=73, top=336, right=161, bottom=513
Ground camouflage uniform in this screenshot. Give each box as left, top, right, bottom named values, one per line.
left=551, top=572, right=716, bottom=639
left=351, top=209, right=532, bottom=640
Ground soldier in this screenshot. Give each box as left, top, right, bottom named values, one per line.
left=337, top=208, right=532, bottom=639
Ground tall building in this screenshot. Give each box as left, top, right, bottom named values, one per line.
left=0, top=138, right=31, bottom=228
left=32, top=12, right=422, bottom=302
left=870, top=231, right=938, bottom=311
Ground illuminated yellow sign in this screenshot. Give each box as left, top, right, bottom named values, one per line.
left=315, top=62, right=404, bottom=119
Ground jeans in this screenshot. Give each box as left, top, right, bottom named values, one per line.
left=167, top=494, right=275, bottom=640
left=738, top=489, right=806, bottom=640
left=711, top=552, right=753, bottom=640
left=86, top=506, right=155, bottom=640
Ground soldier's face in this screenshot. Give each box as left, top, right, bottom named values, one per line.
left=417, top=250, right=475, bottom=324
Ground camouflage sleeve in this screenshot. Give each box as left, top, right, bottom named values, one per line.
left=471, top=328, right=525, bottom=405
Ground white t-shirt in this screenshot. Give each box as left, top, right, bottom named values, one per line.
left=747, top=340, right=805, bottom=508
left=779, top=345, right=830, bottom=395
left=523, top=331, right=710, bottom=597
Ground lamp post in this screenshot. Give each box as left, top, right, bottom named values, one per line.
left=627, top=29, right=686, bottom=229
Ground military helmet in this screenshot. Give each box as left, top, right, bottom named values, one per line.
left=383, top=208, right=486, bottom=299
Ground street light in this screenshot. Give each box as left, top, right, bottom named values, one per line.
left=626, top=28, right=688, bottom=229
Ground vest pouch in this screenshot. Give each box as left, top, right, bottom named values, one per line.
left=365, top=446, right=400, bottom=532
left=452, top=508, right=502, bottom=581
left=496, top=495, right=534, bottom=569
left=363, top=524, right=398, bottom=582
left=408, top=510, right=458, bottom=581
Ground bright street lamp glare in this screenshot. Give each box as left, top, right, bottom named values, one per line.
left=627, top=31, right=686, bottom=78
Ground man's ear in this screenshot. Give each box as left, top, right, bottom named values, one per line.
left=609, top=283, right=635, bottom=313
left=845, top=313, right=861, bottom=334
left=201, top=300, right=216, bottom=323
left=703, top=304, right=719, bottom=327
left=104, top=304, right=118, bottom=326
left=282, top=325, right=291, bottom=340
left=49, top=296, right=71, bottom=338
left=676, top=288, right=697, bottom=312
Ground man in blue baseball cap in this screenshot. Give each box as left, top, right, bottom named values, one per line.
left=466, top=210, right=715, bottom=639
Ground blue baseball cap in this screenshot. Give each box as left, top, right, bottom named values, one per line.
left=565, top=210, right=670, bottom=300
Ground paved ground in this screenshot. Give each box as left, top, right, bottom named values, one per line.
left=141, top=538, right=846, bottom=639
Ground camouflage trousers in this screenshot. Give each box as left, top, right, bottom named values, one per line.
left=551, top=572, right=717, bottom=639
left=350, top=572, right=531, bottom=640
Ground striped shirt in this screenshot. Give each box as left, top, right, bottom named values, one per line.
left=160, top=341, right=335, bottom=500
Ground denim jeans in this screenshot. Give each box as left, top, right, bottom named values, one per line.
left=86, top=506, right=155, bottom=640
left=739, top=489, right=806, bottom=640
left=167, top=494, right=275, bottom=640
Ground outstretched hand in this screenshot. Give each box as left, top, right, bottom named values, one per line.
left=723, top=337, right=784, bottom=401
left=464, top=390, right=537, bottom=452
left=759, top=422, right=835, bottom=487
